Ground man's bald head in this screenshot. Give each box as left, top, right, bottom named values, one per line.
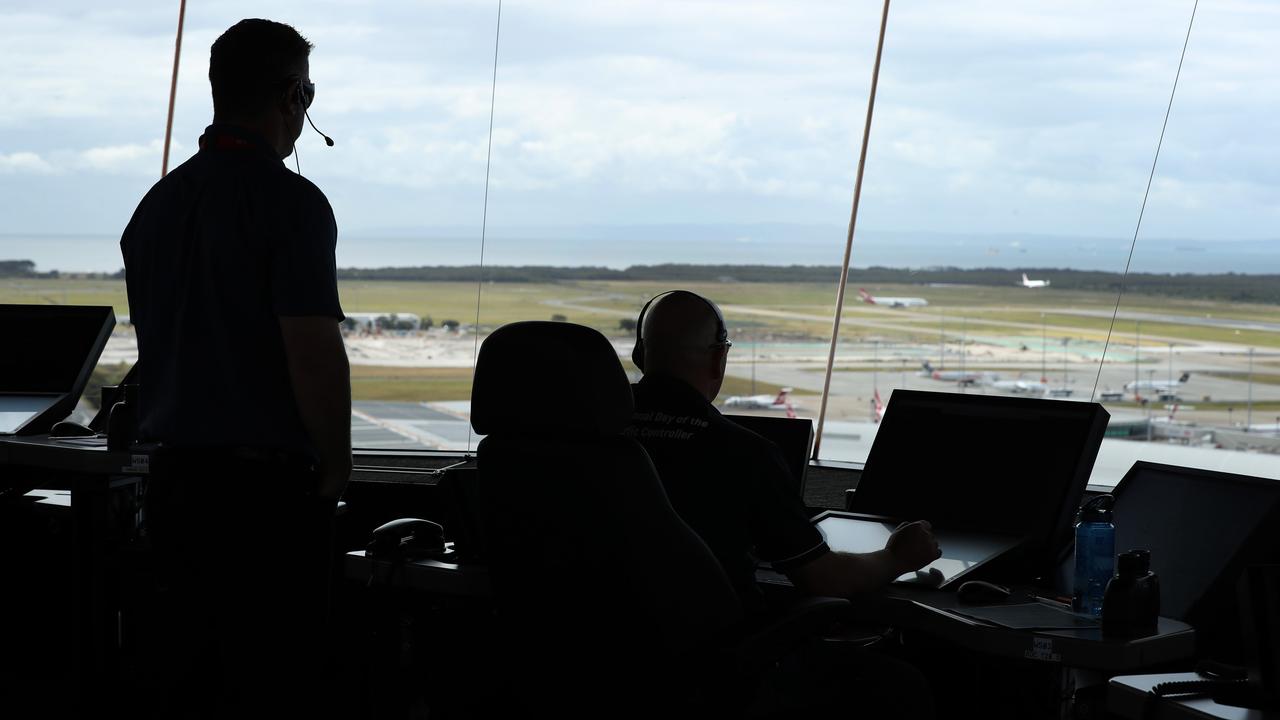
left=635, top=291, right=731, bottom=401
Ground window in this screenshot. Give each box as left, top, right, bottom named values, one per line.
left=3, top=1, right=1278, bottom=486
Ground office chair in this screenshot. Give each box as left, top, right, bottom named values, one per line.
left=470, top=321, right=849, bottom=716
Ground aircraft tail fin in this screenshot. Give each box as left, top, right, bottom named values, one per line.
left=1179, top=372, right=1191, bottom=383
left=858, top=288, right=875, bottom=304
left=773, top=387, right=792, bottom=405
left=871, top=389, right=884, bottom=423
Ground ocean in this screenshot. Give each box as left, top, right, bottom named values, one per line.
left=3, top=226, right=1278, bottom=275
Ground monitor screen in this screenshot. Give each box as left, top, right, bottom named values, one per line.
left=0, top=305, right=116, bottom=395
left=1106, top=463, right=1280, bottom=621
left=0, top=305, right=115, bottom=434
left=0, top=396, right=59, bottom=434
left=725, top=414, right=813, bottom=498
left=850, top=390, right=1108, bottom=549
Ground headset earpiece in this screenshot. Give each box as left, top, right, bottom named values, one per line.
left=631, top=290, right=727, bottom=373
left=632, top=293, right=663, bottom=372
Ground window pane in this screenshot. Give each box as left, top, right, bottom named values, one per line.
left=814, top=1, right=1280, bottom=488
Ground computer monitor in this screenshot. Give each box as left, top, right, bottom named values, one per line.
left=725, top=414, right=813, bottom=498
left=848, top=390, right=1109, bottom=571
left=0, top=305, right=116, bottom=435
left=1104, top=462, right=1280, bottom=660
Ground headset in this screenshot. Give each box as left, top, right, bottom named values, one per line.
left=290, top=78, right=333, bottom=176
left=294, top=80, right=334, bottom=146
left=631, top=290, right=729, bottom=372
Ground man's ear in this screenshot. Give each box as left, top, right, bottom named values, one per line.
left=708, top=348, right=727, bottom=381
left=280, top=83, right=302, bottom=119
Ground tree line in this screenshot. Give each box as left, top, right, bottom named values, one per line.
left=334, top=264, right=1280, bottom=304
left=4, top=259, right=1279, bottom=304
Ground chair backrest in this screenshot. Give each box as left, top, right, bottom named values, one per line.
left=470, top=321, right=743, bottom=703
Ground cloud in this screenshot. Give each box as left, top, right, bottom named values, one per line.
left=0, top=0, right=1277, bottom=246
left=0, top=151, right=54, bottom=174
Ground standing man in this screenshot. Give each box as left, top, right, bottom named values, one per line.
left=120, top=19, right=350, bottom=716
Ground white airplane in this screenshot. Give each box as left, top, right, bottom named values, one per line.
left=858, top=288, right=928, bottom=308
left=919, top=361, right=995, bottom=386
left=1125, top=372, right=1191, bottom=399
left=982, top=376, right=1049, bottom=395
left=722, top=388, right=796, bottom=415
left=1020, top=273, right=1050, bottom=289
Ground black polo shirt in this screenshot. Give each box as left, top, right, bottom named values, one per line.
left=626, top=374, right=829, bottom=608
left=120, top=124, right=343, bottom=459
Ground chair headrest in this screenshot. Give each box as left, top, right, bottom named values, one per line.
left=471, top=321, right=633, bottom=436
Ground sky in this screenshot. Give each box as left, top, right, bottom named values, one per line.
left=1, top=0, right=1278, bottom=272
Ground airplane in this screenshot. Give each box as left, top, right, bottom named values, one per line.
left=722, top=387, right=796, bottom=416
left=918, top=361, right=995, bottom=386
left=1125, top=372, right=1191, bottom=399
left=870, top=388, right=885, bottom=423
left=1020, top=273, right=1050, bottom=288
left=858, top=288, right=928, bottom=308
left=982, top=376, right=1049, bottom=395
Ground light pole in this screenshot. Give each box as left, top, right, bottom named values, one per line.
left=872, top=339, right=880, bottom=399
left=1135, top=320, right=1141, bottom=389
left=1247, top=347, right=1254, bottom=431
left=1062, top=337, right=1071, bottom=390
left=1041, top=313, right=1047, bottom=383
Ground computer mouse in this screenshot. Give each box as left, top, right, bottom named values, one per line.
left=50, top=420, right=97, bottom=438
left=956, top=580, right=1013, bottom=604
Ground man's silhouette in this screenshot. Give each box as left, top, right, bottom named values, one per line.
left=120, top=19, right=350, bottom=716
left=627, top=290, right=939, bottom=717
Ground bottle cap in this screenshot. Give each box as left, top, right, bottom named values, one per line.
left=1079, top=494, right=1115, bottom=523
left=1117, top=549, right=1150, bottom=577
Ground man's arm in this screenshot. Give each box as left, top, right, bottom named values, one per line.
left=786, top=520, right=940, bottom=597
left=279, top=316, right=352, bottom=499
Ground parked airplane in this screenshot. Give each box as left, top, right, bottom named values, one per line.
left=982, top=376, right=1049, bottom=395
left=858, top=288, right=928, bottom=308
left=722, top=388, right=796, bottom=415
left=1020, top=273, right=1050, bottom=288
left=1125, top=372, right=1191, bottom=398
left=919, top=361, right=994, bottom=386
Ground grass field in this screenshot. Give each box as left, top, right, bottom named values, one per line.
left=5, top=276, right=1279, bottom=349
left=326, top=361, right=789, bottom=403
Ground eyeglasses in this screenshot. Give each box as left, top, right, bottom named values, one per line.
left=285, top=77, right=316, bottom=109
left=298, top=81, right=315, bottom=109
left=710, top=339, right=734, bottom=351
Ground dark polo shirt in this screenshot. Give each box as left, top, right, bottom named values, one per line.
left=120, top=124, right=343, bottom=459
left=626, top=373, right=829, bottom=608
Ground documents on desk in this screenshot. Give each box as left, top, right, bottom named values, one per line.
left=951, top=602, right=1101, bottom=631
left=812, top=510, right=1021, bottom=588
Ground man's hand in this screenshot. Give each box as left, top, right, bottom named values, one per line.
left=886, top=520, right=941, bottom=575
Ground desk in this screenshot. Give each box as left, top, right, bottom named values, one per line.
left=0, top=435, right=151, bottom=717
left=345, top=549, right=492, bottom=598
left=759, top=568, right=1195, bottom=672
left=1109, top=674, right=1280, bottom=720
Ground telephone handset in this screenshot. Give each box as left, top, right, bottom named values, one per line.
left=1150, top=661, right=1275, bottom=710
left=367, top=518, right=446, bottom=561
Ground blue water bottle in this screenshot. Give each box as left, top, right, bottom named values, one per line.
left=1072, top=494, right=1115, bottom=617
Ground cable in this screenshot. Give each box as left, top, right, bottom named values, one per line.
left=294, top=141, right=302, bottom=176
left=1090, top=0, right=1199, bottom=402
left=464, top=0, right=503, bottom=456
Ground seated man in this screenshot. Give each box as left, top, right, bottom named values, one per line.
left=625, top=290, right=941, bottom=610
